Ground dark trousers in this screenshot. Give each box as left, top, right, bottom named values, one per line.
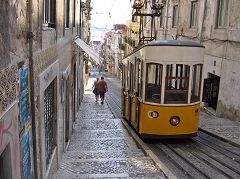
left=99, top=92, right=105, bottom=100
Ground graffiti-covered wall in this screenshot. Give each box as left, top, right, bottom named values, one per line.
left=0, top=63, right=33, bottom=179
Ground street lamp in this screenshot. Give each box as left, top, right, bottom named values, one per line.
left=130, top=0, right=144, bottom=16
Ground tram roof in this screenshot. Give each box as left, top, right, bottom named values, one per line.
left=124, top=40, right=204, bottom=59
left=145, top=40, right=205, bottom=48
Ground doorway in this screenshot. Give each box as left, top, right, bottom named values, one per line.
left=202, top=73, right=220, bottom=110
left=0, top=144, right=12, bottom=179
left=65, top=77, right=70, bottom=145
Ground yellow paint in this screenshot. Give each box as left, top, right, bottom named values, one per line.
left=124, top=94, right=130, bottom=122
left=139, top=103, right=200, bottom=136
left=130, top=96, right=137, bottom=126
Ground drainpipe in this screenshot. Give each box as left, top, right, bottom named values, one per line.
left=200, top=0, right=207, bottom=44
left=26, top=0, right=38, bottom=178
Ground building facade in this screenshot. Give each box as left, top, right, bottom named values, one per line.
left=0, top=0, right=91, bottom=179
left=125, top=20, right=140, bottom=55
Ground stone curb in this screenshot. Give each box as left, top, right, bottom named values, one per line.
left=198, top=128, right=240, bottom=148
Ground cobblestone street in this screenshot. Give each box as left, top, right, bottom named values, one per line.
left=52, top=78, right=166, bottom=179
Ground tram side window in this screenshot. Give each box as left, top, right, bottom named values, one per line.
left=126, top=62, right=130, bottom=90
left=122, top=66, right=126, bottom=90
left=137, top=60, right=143, bottom=97
left=145, top=63, right=162, bottom=103
left=130, top=63, right=135, bottom=94
left=165, top=64, right=190, bottom=104
left=191, top=64, right=202, bottom=103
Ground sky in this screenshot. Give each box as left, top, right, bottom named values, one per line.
left=90, top=0, right=132, bottom=41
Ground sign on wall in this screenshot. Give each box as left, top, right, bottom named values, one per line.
left=18, top=64, right=32, bottom=179
left=20, top=131, right=31, bottom=179
left=19, top=67, right=30, bottom=128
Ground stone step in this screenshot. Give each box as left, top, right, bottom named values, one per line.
left=61, top=149, right=146, bottom=161
left=67, top=138, right=140, bottom=151
left=71, top=129, right=130, bottom=139
left=54, top=157, right=161, bottom=177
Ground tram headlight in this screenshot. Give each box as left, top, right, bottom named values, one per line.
left=148, top=111, right=159, bottom=118
left=169, top=116, right=180, bottom=126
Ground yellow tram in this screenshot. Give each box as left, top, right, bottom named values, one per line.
left=122, top=40, right=205, bottom=138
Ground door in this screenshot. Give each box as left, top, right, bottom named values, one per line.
left=129, top=62, right=135, bottom=123
left=65, top=77, right=70, bottom=145
left=123, top=63, right=131, bottom=122
left=135, top=60, right=143, bottom=131
left=202, top=73, right=220, bottom=110
left=131, top=58, right=140, bottom=130
left=73, top=63, right=77, bottom=124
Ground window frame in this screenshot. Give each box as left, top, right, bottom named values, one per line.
left=190, top=1, right=199, bottom=29
left=43, top=0, right=56, bottom=28
left=73, top=0, right=76, bottom=27
left=216, top=0, right=229, bottom=28
left=164, top=64, right=190, bottom=104
left=172, top=5, right=178, bottom=28
left=65, top=0, right=71, bottom=28
left=160, top=8, right=165, bottom=28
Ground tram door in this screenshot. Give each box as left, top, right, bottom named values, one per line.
left=124, top=63, right=130, bottom=121
left=130, top=59, right=137, bottom=126
left=131, top=58, right=141, bottom=131
left=129, top=62, right=135, bottom=123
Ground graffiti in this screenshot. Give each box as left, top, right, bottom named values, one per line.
left=0, top=120, right=13, bottom=146
left=0, top=65, right=18, bottom=113
left=18, top=65, right=32, bottom=179
left=0, top=118, right=17, bottom=170
left=20, top=131, right=31, bottom=179
left=19, top=68, right=30, bottom=129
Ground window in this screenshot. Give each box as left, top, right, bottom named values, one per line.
left=145, top=63, right=163, bottom=103
left=160, top=8, right=165, bottom=28
left=172, top=5, right=178, bottom=28
left=217, top=0, right=229, bottom=28
left=43, top=0, right=56, bottom=28
left=165, top=64, right=190, bottom=104
left=191, top=64, right=202, bottom=103
left=0, top=0, right=10, bottom=67
left=73, top=0, right=76, bottom=27
left=65, top=0, right=70, bottom=28
left=130, top=63, right=135, bottom=94
left=190, top=1, right=199, bottom=28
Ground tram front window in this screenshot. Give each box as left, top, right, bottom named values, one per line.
left=145, top=63, right=162, bottom=103
left=165, top=64, right=190, bottom=104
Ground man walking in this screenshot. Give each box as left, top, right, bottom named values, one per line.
left=97, top=76, right=108, bottom=104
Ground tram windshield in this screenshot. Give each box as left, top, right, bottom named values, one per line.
left=165, top=64, right=190, bottom=104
